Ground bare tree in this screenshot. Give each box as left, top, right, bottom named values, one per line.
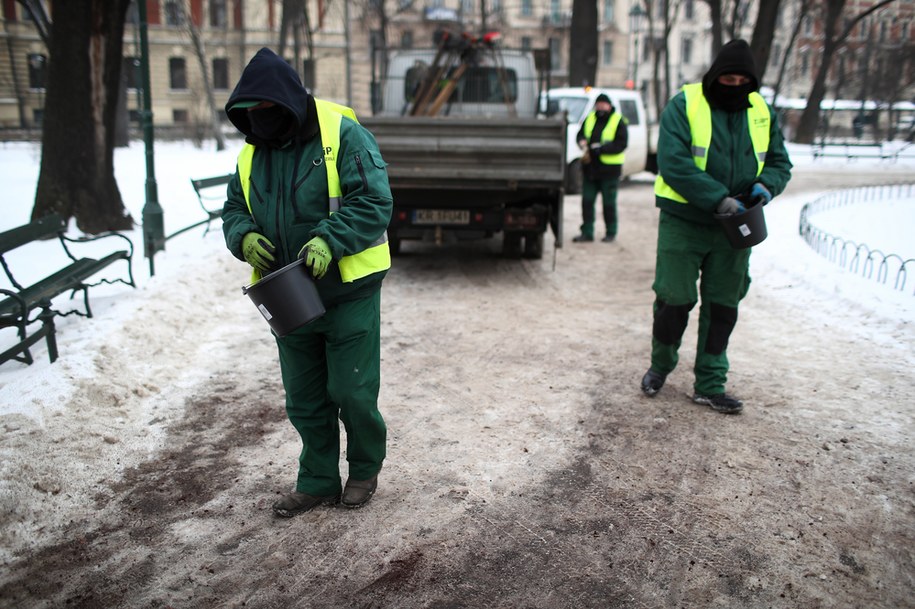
left=794, top=0, right=897, bottom=144
left=32, top=0, right=134, bottom=233
left=185, top=2, right=227, bottom=151
left=568, top=0, right=598, bottom=87
left=701, top=0, right=723, bottom=55
left=749, top=0, right=782, bottom=82
left=771, top=0, right=811, bottom=105
left=644, top=0, right=681, bottom=119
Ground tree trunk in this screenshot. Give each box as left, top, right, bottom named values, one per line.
left=749, top=0, right=781, bottom=83
left=33, top=0, right=133, bottom=233
left=794, top=0, right=897, bottom=144
left=187, top=15, right=227, bottom=151
left=701, top=0, right=723, bottom=56
left=794, top=0, right=845, bottom=144
left=568, top=0, right=598, bottom=87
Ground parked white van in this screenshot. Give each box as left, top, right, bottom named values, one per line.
left=542, top=86, right=657, bottom=193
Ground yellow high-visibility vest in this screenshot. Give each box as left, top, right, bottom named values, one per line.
left=237, top=99, right=391, bottom=283
left=654, top=82, right=771, bottom=203
left=582, top=111, right=626, bottom=165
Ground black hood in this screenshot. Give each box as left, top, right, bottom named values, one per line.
left=702, top=39, right=759, bottom=111
left=225, top=47, right=316, bottom=143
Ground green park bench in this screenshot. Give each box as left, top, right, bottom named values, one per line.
left=189, top=173, right=233, bottom=236
left=0, top=214, right=135, bottom=366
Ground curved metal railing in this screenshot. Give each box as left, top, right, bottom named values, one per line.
left=798, top=183, right=915, bottom=295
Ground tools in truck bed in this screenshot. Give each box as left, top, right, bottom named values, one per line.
left=407, top=30, right=517, bottom=117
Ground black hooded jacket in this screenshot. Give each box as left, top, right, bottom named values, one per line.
left=701, top=39, right=759, bottom=112
left=225, top=47, right=320, bottom=146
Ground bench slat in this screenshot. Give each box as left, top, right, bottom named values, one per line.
left=0, top=252, right=128, bottom=316
left=0, top=214, right=65, bottom=255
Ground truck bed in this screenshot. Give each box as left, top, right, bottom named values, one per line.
left=360, top=115, right=567, bottom=193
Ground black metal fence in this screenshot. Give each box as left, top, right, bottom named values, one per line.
left=798, top=183, right=915, bottom=295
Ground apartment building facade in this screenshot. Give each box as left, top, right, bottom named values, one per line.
left=1, top=1, right=910, bottom=134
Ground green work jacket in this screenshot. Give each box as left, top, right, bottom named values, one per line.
left=654, top=86, right=792, bottom=225
left=223, top=110, right=393, bottom=307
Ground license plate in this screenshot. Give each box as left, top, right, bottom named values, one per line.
left=413, top=209, right=470, bottom=225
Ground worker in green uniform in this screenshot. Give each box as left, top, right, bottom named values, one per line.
left=640, top=39, right=792, bottom=414
left=222, top=48, right=393, bottom=516
left=572, top=93, right=628, bottom=243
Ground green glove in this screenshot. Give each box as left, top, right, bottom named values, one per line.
left=242, top=232, right=277, bottom=273
left=297, top=236, right=332, bottom=279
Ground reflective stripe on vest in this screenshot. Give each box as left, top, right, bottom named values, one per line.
left=236, top=98, right=391, bottom=284
left=582, top=111, right=626, bottom=165
left=654, top=82, right=771, bottom=204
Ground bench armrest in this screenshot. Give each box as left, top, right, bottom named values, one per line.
left=0, top=288, right=28, bottom=325
left=60, top=230, right=135, bottom=261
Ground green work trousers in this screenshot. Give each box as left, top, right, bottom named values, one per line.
left=580, top=177, right=620, bottom=238
left=275, top=290, right=385, bottom=496
left=650, top=212, right=751, bottom=395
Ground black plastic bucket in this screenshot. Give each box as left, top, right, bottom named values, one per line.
left=242, top=258, right=325, bottom=336
left=715, top=198, right=768, bottom=249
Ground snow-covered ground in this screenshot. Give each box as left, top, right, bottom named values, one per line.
left=1, top=138, right=914, bottom=607
left=1, top=138, right=913, bottom=410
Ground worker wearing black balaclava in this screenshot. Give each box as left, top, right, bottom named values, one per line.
left=641, top=40, right=793, bottom=414
left=572, top=93, right=628, bottom=242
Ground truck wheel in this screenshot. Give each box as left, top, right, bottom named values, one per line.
left=502, top=232, right=522, bottom=258
left=566, top=160, right=583, bottom=195
left=523, top=232, right=544, bottom=259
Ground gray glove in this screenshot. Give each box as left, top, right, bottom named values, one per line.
left=716, top=197, right=745, bottom=215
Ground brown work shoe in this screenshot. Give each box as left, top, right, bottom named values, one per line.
left=341, top=475, right=378, bottom=509
left=272, top=491, right=340, bottom=518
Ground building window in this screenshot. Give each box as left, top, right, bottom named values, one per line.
left=681, top=37, right=692, bottom=65
left=521, top=0, right=532, bottom=17
left=303, top=59, right=315, bottom=91
left=602, top=0, right=613, bottom=23
left=165, top=0, right=182, bottom=26
left=549, top=37, right=560, bottom=70
left=401, top=30, right=414, bottom=48
left=770, top=44, right=781, bottom=68
left=491, top=0, right=501, bottom=12
left=521, top=36, right=532, bottom=51
left=27, top=53, right=47, bottom=89
left=173, top=109, right=189, bottom=123
left=123, top=56, right=141, bottom=90
left=3, top=0, right=18, bottom=21
left=803, top=16, right=812, bottom=36
left=169, top=57, right=187, bottom=89
left=125, top=0, right=138, bottom=24
left=602, top=40, right=613, bottom=66
left=550, top=0, right=560, bottom=21
left=210, top=0, right=227, bottom=27
left=799, top=50, right=809, bottom=76
left=212, top=58, right=228, bottom=89
left=684, top=0, right=694, bottom=20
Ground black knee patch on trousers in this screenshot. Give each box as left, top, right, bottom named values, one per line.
left=653, top=299, right=694, bottom=346
left=705, top=303, right=739, bottom=355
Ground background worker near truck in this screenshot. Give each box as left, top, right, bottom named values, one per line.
left=572, top=93, right=628, bottom=243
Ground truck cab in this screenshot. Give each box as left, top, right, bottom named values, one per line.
left=542, top=86, right=657, bottom=193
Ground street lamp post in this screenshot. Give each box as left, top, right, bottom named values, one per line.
left=137, top=0, right=165, bottom=276
left=628, top=3, right=646, bottom=91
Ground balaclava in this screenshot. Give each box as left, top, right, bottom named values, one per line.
left=701, top=39, right=759, bottom=113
